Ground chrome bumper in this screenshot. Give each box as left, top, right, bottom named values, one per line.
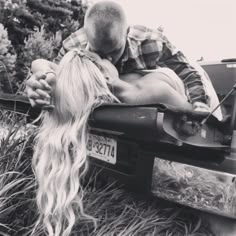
left=151, top=157, right=236, bottom=219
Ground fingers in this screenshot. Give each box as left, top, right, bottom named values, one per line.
left=28, top=89, right=51, bottom=108
left=193, top=107, right=210, bottom=113
left=25, top=70, right=56, bottom=108
left=45, top=73, right=56, bottom=87
left=29, top=96, right=50, bottom=108
left=26, top=74, right=45, bottom=91
left=39, top=79, right=52, bottom=90
left=35, top=88, right=51, bottom=99
left=35, top=98, right=51, bottom=106
left=193, top=102, right=210, bottom=114
left=42, top=104, right=55, bottom=111
left=26, top=71, right=54, bottom=89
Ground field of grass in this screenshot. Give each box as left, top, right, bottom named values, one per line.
left=0, top=111, right=214, bottom=236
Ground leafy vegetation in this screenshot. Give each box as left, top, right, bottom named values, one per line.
left=0, top=0, right=86, bottom=93
left=0, top=24, right=16, bottom=93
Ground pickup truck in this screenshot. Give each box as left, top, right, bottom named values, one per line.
left=1, top=59, right=236, bottom=219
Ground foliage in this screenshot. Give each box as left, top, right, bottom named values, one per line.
left=0, top=111, right=37, bottom=236
left=18, top=26, right=62, bottom=85
left=0, top=0, right=85, bottom=48
left=0, top=0, right=87, bottom=93
left=0, top=23, right=17, bottom=93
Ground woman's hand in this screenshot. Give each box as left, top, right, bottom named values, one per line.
left=26, top=59, right=58, bottom=109
left=26, top=71, right=56, bottom=109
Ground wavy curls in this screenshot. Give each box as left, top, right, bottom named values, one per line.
left=32, top=49, right=118, bottom=236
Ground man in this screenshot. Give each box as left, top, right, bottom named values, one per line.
left=26, top=0, right=215, bottom=114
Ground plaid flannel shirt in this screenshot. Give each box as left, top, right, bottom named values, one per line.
left=54, top=25, right=209, bottom=105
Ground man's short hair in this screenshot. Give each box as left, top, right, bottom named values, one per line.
left=84, top=1, right=127, bottom=44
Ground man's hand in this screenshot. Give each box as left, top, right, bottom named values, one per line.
left=193, top=101, right=210, bottom=113
left=26, top=71, right=56, bottom=109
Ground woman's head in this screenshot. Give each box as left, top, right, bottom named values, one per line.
left=32, top=49, right=118, bottom=236
left=53, top=49, right=117, bottom=121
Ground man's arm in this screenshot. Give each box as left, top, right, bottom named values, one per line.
left=159, top=34, right=210, bottom=111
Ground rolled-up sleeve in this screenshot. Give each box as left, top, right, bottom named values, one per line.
left=159, top=34, right=209, bottom=105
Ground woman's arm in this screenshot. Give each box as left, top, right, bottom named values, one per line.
left=31, top=58, right=58, bottom=74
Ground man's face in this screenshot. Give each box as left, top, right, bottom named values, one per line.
left=87, top=24, right=127, bottom=65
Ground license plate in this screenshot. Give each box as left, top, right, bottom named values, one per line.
left=87, top=133, right=117, bottom=164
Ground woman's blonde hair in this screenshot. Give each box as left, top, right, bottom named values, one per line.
left=32, top=49, right=118, bottom=236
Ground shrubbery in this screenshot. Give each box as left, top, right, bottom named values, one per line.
left=0, top=0, right=87, bottom=93
left=0, top=24, right=17, bottom=93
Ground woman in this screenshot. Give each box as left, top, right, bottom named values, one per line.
left=31, top=49, right=221, bottom=236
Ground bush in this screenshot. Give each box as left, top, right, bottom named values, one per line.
left=0, top=23, right=17, bottom=93
left=0, top=0, right=87, bottom=93
left=0, top=111, right=37, bottom=236
left=17, top=26, right=62, bottom=86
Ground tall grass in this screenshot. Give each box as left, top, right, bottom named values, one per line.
left=0, top=110, right=37, bottom=236
left=0, top=110, right=213, bottom=236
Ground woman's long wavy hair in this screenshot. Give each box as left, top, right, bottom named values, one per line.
left=32, top=49, right=118, bottom=236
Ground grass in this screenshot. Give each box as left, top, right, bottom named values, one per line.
left=0, top=110, right=214, bottom=236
